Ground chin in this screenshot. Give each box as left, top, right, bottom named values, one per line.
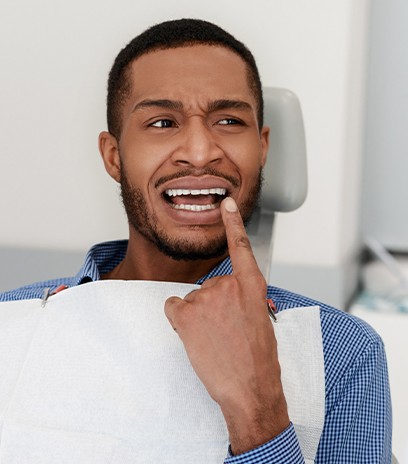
left=151, top=230, right=228, bottom=262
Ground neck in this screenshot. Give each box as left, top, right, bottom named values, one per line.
left=102, top=230, right=227, bottom=283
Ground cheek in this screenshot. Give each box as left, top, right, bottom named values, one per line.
left=227, top=150, right=264, bottom=183
left=120, top=145, right=166, bottom=189
left=223, top=133, right=264, bottom=166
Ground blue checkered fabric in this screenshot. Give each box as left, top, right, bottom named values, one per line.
left=0, top=240, right=392, bottom=463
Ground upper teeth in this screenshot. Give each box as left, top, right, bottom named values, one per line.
left=165, top=188, right=226, bottom=197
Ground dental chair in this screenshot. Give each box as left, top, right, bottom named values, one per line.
left=247, top=87, right=308, bottom=279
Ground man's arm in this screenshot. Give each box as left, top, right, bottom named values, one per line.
left=165, top=197, right=291, bottom=455
left=225, top=331, right=392, bottom=464
left=316, top=335, right=392, bottom=463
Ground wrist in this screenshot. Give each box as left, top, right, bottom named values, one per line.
left=221, top=388, right=290, bottom=455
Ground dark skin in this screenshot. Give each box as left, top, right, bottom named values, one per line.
left=99, top=45, right=289, bottom=455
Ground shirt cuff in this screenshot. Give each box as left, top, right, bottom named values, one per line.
left=224, top=423, right=304, bottom=464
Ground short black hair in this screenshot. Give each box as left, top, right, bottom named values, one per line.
left=107, top=18, right=264, bottom=138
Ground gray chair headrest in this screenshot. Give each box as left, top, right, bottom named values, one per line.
left=261, top=87, right=308, bottom=213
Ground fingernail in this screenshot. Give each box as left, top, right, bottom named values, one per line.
left=224, top=197, right=238, bottom=212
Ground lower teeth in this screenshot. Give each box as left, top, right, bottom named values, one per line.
left=173, top=204, right=216, bottom=211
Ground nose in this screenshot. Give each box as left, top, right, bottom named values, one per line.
left=171, top=118, right=224, bottom=168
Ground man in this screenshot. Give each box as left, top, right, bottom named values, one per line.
left=0, top=19, right=392, bottom=463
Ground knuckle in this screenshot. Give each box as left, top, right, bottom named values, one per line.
left=183, top=289, right=198, bottom=302
left=221, top=275, right=237, bottom=290
left=164, top=296, right=179, bottom=309
left=233, top=234, right=251, bottom=249
left=164, top=296, right=184, bottom=318
left=218, top=276, right=240, bottom=297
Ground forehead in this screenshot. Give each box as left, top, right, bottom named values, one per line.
left=126, top=45, right=255, bottom=109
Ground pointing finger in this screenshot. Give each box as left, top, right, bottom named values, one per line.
left=221, top=197, right=262, bottom=278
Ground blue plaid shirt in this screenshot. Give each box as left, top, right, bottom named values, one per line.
left=0, top=240, right=392, bottom=463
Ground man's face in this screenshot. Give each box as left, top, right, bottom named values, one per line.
left=104, top=45, right=269, bottom=261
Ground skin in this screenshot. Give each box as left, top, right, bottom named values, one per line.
left=98, top=44, right=289, bottom=455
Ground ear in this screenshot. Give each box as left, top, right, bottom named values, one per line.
left=98, top=131, right=121, bottom=183
left=260, top=126, right=270, bottom=167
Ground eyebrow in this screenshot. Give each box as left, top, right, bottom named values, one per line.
left=207, top=99, right=252, bottom=113
left=131, top=98, right=252, bottom=114
left=132, top=99, right=183, bottom=112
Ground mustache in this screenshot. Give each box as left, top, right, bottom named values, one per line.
left=154, top=167, right=240, bottom=189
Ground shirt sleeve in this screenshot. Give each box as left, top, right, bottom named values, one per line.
left=225, top=335, right=392, bottom=464
left=315, top=337, right=392, bottom=463
left=224, top=423, right=304, bottom=464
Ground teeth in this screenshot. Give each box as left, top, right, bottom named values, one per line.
left=172, top=204, right=217, bottom=211
left=165, top=188, right=226, bottom=197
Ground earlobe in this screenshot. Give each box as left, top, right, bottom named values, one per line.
left=260, top=126, right=270, bottom=167
left=98, top=131, right=121, bottom=182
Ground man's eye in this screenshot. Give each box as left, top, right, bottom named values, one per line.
left=217, top=118, right=241, bottom=126
left=150, top=119, right=176, bottom=128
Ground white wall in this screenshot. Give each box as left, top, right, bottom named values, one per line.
left=0, top=0, right=370, bottom=305
left=361, top=0, right=408, bottom=251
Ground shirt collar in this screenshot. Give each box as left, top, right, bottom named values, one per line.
left=74, top=240, right=232, bottom=286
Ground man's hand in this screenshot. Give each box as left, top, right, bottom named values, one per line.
left=164, top=197, right=289, bottom=455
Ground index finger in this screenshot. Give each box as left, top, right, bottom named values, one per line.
left=221, top=197, right=261, bottom=277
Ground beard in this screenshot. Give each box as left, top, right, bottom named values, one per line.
left=120, top=165, right=263, bottom=262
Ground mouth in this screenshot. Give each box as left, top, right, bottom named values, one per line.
left=163, top=188, right=228, bottom=211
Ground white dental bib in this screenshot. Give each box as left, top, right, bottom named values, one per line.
left=0, top=281, right=324, bottom=463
